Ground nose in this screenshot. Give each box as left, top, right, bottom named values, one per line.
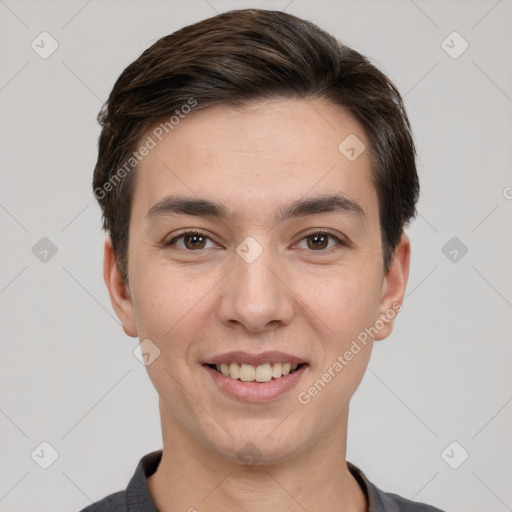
left=217, top=239, right=294, bottom=333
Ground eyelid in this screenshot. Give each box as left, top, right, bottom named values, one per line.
left=297, top=228, right=348, bottom=243
left=164, top=229, right=215, bottom=247
left=164, top=229, right=349, bottom=250
left=292, top=229, right=349, bottom=250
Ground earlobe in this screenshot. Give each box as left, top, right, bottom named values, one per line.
left=103, top=236, right=138, bottom=338
left=374, top=232, right=410, bottom=341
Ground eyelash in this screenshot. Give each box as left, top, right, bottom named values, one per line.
left=164, top=230, right=347, bottom=252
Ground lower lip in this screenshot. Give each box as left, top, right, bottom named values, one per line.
left=203, top=364, right=308, bottom=402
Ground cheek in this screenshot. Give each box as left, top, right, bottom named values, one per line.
left=130, top=264, right=217, bottom=358
left=129, top=265, right=174, bottom=348
left=129, top=268, right=207, bottom=406
left=297, top=268, right=382, bottom=345
left=293, top=275, right=380, bottom=417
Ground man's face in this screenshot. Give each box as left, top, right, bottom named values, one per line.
left=106, top=98, right=409, bottom=464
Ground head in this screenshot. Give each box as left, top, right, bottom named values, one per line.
left=96, top=9, right=419, bottom=464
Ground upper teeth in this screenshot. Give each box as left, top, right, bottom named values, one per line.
left=215, top=362, right=299, bottom=382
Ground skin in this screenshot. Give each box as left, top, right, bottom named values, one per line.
left=104, top=98, right=410, bottom=512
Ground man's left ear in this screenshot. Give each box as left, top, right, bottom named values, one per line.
left=374, top=232, right=410, bottom=341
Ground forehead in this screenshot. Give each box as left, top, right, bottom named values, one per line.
left=132, top=98, right=378, bottom=226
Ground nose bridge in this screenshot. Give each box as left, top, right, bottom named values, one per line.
left=219, top=235, right=293, bottom=331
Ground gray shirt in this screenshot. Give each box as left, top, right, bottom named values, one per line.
left=78, top=450, right=445, bottom=511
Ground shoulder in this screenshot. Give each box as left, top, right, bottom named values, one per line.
left=76, top=491, right=126, bottom=512
left=372, top=487, right=445, bottom=511
left=76, top=450, right=163, bottom=512
left=348, top=462, right=445, bottom=512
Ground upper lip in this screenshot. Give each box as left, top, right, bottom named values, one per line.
left=205, top=351, right=306, bottom=366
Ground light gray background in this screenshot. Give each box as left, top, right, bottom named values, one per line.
left=1, top=0, right=511, bottom=511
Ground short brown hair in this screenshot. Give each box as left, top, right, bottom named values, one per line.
left=93, top=8, right=419, bottom=286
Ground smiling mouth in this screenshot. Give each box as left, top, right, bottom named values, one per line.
left=206, top=362, right=306, bottom=383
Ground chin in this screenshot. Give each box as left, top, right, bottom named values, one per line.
left=204, top=428, right=307, bottom=467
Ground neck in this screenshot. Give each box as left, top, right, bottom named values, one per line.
left=147, top=401, right=367, bottom=512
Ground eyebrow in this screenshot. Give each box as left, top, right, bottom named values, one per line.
left=146, top=193, right=366, bottom=223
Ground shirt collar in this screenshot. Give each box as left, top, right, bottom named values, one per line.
left=125, top=450, right=162, bottom=511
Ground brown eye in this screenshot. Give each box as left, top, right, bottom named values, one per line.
left=297, top=232, right=344, bottom=251
left=183, top=233, right=207, bottom=250
left=165, top=231, right=215, bottom=250
left=307, top=233, right=329, bottom=250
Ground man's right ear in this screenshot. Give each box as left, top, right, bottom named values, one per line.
left=103, top=236, right=138, bottom=338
